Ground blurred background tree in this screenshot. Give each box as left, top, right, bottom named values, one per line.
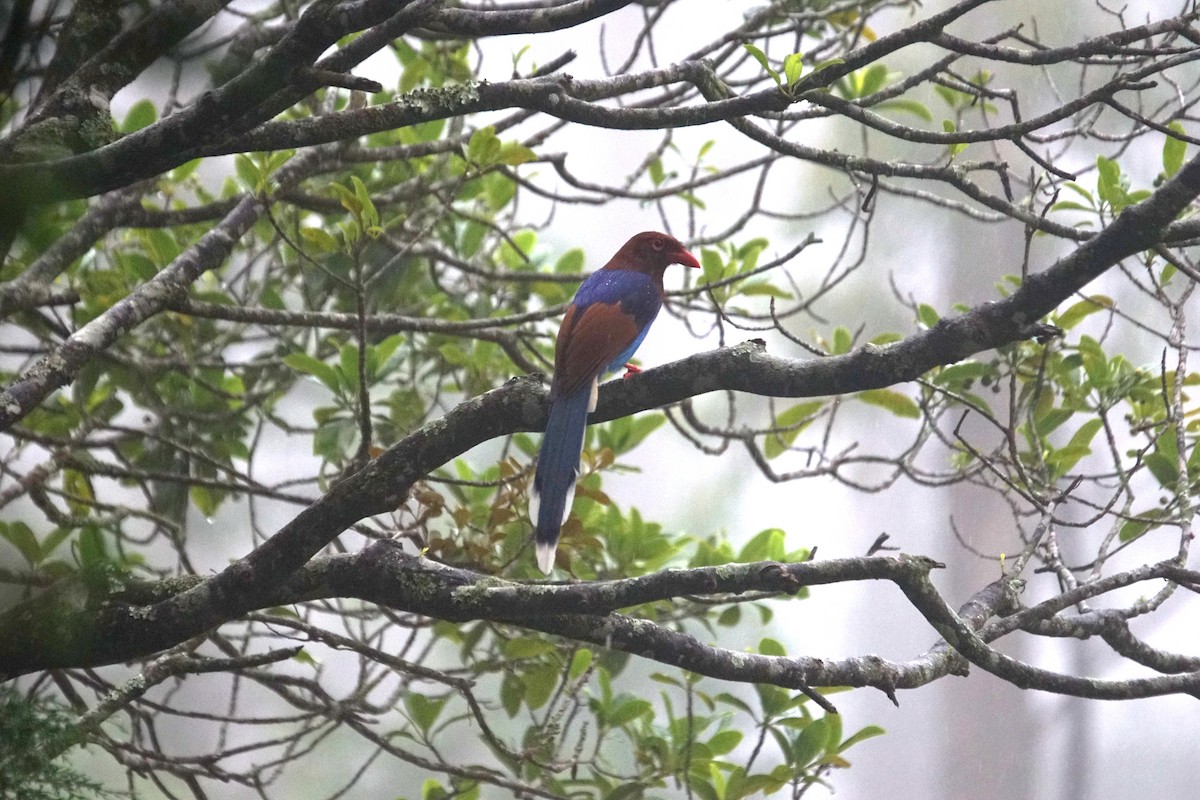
left=1, top=0, right=1199, bottom=797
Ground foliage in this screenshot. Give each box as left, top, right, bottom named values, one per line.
left=1, top=0, right=1199, bottom=798
left=0, top=689, right=107, bottom=800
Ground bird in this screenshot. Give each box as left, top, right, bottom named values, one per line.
left=531, top=231, right=700, bottom=574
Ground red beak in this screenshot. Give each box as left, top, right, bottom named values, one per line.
left=675, top=247, right=701, bottom=269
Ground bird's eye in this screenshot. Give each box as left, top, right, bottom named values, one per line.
left=651, top=239, right=665, bottom=251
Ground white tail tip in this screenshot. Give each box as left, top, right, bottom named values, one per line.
left=536, top=541, right=556, bottom=574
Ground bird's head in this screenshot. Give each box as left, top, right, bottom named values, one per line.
left=610, top=231, right=701, bottom=274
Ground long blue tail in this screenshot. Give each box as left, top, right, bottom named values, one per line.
left=531, top=387, right=592, bottom=573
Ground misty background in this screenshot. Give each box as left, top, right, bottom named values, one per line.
left=11, top=0, right=1194, bottom=796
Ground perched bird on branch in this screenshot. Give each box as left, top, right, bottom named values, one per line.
left=531, top=231, right=700, bottom=574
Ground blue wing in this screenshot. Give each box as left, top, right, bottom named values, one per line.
left=573, top=270, right=662, bottom=331
left=552, top=270, right=663, bottom=397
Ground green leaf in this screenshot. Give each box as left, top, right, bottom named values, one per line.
left=437, top=343, right=469, bottom=367
left=511, top=43, right=533, bottom=72
left=1096, top=156, right=1123, bottom=208
left=339, top=343, right=360, bottom=391
left=405, top=693, right=447, bottom=733
left=861, top=64, right=889, bottom=95
left=1064, top=182, right=1095, bottom=204
left=523, top=663, right=559, bottom=710
left=1066, top=418, right=1104, bottom=452
left=568, top=648, right=593, bottom=680
left=736, top=237, right=770, bottom=263
left=284, top=353, right=340, bottom=393
left=234, top=155, right=260, bottom=192
left=302, top=423, right=339, bottom=466
left=707, top=730, right=743, bottom=756
left=607, top=697, right=652, bottom=727
left=739, top=280, right=792, bottom=299
left=874, top=98, right=933, bottom=121
left=121, top=99, right=157, bottom=133
left=942, top=120, right=968, bottom=158
left=647, top=157, right=665, bottom=186
left=740, top=528, right=786, bottom=563
left=792, top=719, right=829, bottom=767
left=1057, top=295, right=1112, bottom=330
left=824, top=712, right=843, bottom=753
left=465, top=126, right=501, bottom=166
left=40, top=527, right=73, bottom=559
left=858, top=389, right=920, bottom=419
left=191, top=485, right=223, bottom=517
left=171, top=158, right=202, bottom=180
left=811, top=57, right=845, bottom=75
left=291, top=648, right=318, bottom=668
left=1162, top=262, right=1177, bottom=285
left=605, top=784, right=647, bottom=800
left=935, top=85, right=966, bottom=109
left=917, top=303, right=940, bottom=328
left=755, top=683, right=789, bottom=717
left=1144, top=452, right=1179, bottom=489
left=460, top=220, right=487, bottom=257
left=497, top=141, right=537, bottom=166
left=62, top=468, right=94, bottom=517
left=855, top=64, right=889, bottom=97
left=299, top=226, right=339, bottom=253
left=743, top=44, right=781, bottom=87
left=603, top=413, right=666, bottom=454
left=714, top=692, right=753, bottom=715
left=372, top=332, right=404, bottom=364
left=717, top=605, right=741, bottom=626
left=1187, top=435, right=1200, bottom=481
left=265, top=150, right=293, bottom=174
left=1034, top=407, right=1073, bottom=437
left=77, top=526, right=108, bottom=568
left=700, top=248, right=725, bottom=285
left=1163, top=122, right=1187, bottom=179
left=758, top=637, right=787, bottom=657
left=498, top=228, right=536, bottom=268
left=485, top=170, right=517, bottom=207
left=1119, top=509, right=1166, bottom=542
left=0, top=521, right=41, bottom=564
left=783, top=52, right=804, bottom=86
left=727, top=768, right=785, bottom=800
left=1046, top=419, right=1103, bottom=478
left=500, top=673, right=523, bottom=717
left=933, top=361, right=991, bottom=388
left=141, top=228, right=181, bottom=268
left=764, top=400, right=824, bottom=459
left=555, top=247, right=585, bottom=274
left=350, top=176, right=379, bottom=229
left=1077, top=336, right=1109, bottom=387
left=838, top=724, right=886, bottom=752
left=1142, top=424, right=1180, bottom=489
left=503, top=636, right=557, bottom=660
left=831, top=326, right=852, bottom=355
left=330, top=182, right=360, bottom=215
left=1050, top=200, right=1094, bottom=213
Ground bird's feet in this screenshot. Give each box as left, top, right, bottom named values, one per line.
left=621, top=363, right=642, bottom=380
